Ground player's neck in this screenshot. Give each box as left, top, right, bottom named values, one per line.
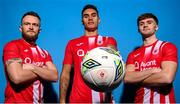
left=22, top=38, right=36, bottom=46
left=84, top=30, right=98, bottom=37
left=143, top=34, right=157, bottom=46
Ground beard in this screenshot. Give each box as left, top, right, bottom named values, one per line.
left=22, top=32, right=38, bottom=43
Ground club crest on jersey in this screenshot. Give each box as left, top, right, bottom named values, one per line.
left=97, top=40, right=103, bottom=45
left=152, top=40, right=162, bottom=55
left=40, top=52, right=46, bottom=58
left=152, top=48, right=159, bottom=55
left=97, top=36, right=103, bottom=45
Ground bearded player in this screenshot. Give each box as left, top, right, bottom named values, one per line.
left=3, top=11, right=58, bottom=103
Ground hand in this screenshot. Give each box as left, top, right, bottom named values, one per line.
left=42, top=65, right=48, bottom=69
left=152, top=68, right=161, bottom=73
left=107, top=44, right=117, bottom=51
left=60, top=98, right=66, bottom=104
left=23, top=64, right=35, bottom=70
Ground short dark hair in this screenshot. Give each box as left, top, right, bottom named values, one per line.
left=21, top=11, right=41, bottom=24
left=137, top=13, right=158, bottom=26
left=81, top=4, right=99, bottom=18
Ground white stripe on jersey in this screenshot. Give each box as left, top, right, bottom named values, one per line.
left=165, top=94, right=170, bottom=103
left=154, top=90, right=160, bottom=103
left=153, top=40, right=163, bottom=55
left=161, top=42, right=168, bottom=51
left=88, top=37, right=95, bottom=46
left=41, top=83, right=44, bottom=102
left=143, top=87, right=150, bottom=103
left=92, top=90, right=100, bottom=103
left=37, top=46, right=46, bottom=58
left=144, top=46, right=152, bottom=56
left=36, top=46, right=42, bottom=53
left=33, top=80, right=40, bottom=104
left=44, top=50, right=49, bottom=55
left=31, top=47, right=38, bottom=56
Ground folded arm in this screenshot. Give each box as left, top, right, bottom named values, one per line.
left=141, top=61, right=177, bottom=86
left=6, top=58, right=38, bottom=85
left=27, top=61, right=58, bottom=82
left=124, top=64, right=160, bottom=84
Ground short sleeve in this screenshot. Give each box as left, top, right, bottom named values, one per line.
left=126, top=52, right=134, bottom=65
left=107, top=37, right=117, bottom=48
left=63, top=41, right=73, bottom=65
left=43, top=50, right=53, bottom=63
left=3, top=41, right=20, bottom=62
left=162, top=42, right=178, bottom=63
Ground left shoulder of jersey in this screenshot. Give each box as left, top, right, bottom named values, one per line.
left=160, top=40, right=177, bottom=49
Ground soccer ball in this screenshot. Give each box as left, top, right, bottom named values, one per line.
left=81, top=47, right=125, bottom=92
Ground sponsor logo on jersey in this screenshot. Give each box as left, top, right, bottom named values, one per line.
left=24, top=57, right=44, bottom=67
left=77, top=49, right=85, bottom=57
left=135, top=59, right=157, bottom=71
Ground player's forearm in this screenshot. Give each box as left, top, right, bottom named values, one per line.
left=6, top=61, right=38, bottom=85
left=60, top=76, right=70, bottom=103
left=124, top=69, right=156, bottom=84
left=142, top=63, right=177, bottom=87
left=141, top=72, right=172, bottom=86
left=32, top=66, right=58, bottom=82
left=16, top=70, right=38, bottom=84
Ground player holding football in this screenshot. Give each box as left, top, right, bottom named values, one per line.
left=60, top=4, right=117, bottom=103
left=124, top=13, right=178, bottom=103
left=3, top=11, right=58, bottom=103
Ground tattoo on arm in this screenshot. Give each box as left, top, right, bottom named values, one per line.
left=6, top=58, right=22, bottom=66
left=61, top=78, right=69, bottom=97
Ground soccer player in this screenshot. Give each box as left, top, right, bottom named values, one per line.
left=60, top=4, right=117, bottom=103
left=2, top=11, right=58, bottom=103
left=124, top=13, right=178, bottom=103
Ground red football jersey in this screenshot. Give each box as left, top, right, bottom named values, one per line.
left=126, top=40, right=178, bottom=103
left=3, top=39, right=52, bottom=103
left=63, top=35, right=117, bottom=103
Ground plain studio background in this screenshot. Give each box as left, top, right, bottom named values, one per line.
left=0, top=0, right=180, bottom=103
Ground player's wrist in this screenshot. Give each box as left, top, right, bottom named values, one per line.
left=60, top=98, right=66, bottom=103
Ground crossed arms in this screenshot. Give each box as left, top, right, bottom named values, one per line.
left=5, top=58, right=58, bottom=85
left=124, top=61, right=177, bottom=87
